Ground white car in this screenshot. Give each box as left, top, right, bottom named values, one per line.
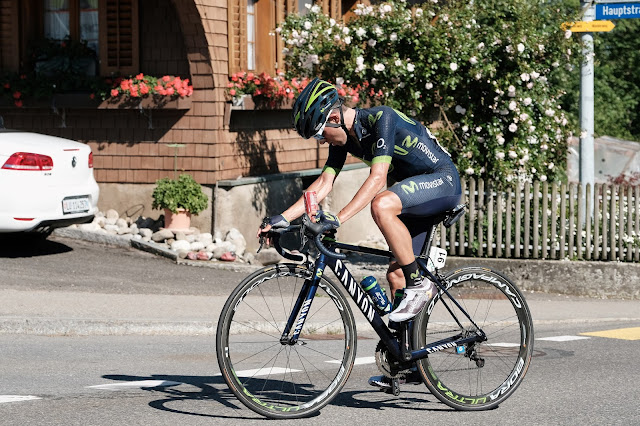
left=0, top=128, right=99, bottom=235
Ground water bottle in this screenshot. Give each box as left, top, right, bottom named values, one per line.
left=361, top=276, right=391, bottom=315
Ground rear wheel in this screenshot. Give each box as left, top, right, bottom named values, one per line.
left=414, top=266, right=534, bottom=410
left=216, top=263, right=356, bottom=419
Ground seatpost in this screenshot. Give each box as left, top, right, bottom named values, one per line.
left=401, top=321, right=413, bottom=361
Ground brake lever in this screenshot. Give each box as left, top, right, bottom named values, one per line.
left=257, top=217, right=270, bottom=254
left=299, top=219, right=308, bottom=252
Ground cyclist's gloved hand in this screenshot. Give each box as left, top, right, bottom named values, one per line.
left=267, top=214, right=290, bottom=229
left=315, top=211, right=340, bottom=230
left=257, top=214, right=289, bottom=242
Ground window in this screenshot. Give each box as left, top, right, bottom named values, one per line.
left=228, top=0, right=342, bottom=76
left=247, top=0, right=256, bottom=70
left=43, top=0, right=100, bottom=54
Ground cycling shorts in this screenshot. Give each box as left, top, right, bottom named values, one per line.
left=388, top=167, right=462, bottom=255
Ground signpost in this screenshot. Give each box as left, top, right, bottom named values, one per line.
left=562, top=20, right=616, bottom=31
left=565, top=1, right=638, bottom=219
left=596, top=2, right=640, bottom=19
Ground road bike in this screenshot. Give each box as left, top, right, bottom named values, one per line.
left=216, top=205, right=534, bottom=419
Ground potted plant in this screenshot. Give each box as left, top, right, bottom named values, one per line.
left=151, top=173, right=209, bottom=230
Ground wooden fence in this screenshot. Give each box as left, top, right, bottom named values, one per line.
left=435, top=179, right=640, bottom=262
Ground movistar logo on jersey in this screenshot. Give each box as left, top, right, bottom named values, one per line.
left=402, top=135, right=418, bottom=148
left=394, top=146, right=409, bottom=156
left=401, top=178, right=444, bottom=194
left=294, top=111, right=301, bottom=124
left=393, top=109, right=416, bottom=125
left=368, top=111, right=383, bottom=126
left=416, top=141, right=439, bottom=164
left=401, top=181, right=419, bottom=194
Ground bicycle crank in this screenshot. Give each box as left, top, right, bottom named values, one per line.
left=375, top=340, right=413, bottom=379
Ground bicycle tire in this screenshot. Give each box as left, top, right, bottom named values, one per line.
left=216, top=263, right=357, bottom=419
left=414, top=266, right=534, bottom=410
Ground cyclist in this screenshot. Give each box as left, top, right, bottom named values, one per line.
left=258, top=78, right=462, bottom=389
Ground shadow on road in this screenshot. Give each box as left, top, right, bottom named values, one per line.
left=0, top=234, right=73, bottom=258
left=100, top=373, right=453, bottom=419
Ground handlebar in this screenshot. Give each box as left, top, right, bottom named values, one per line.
left=259, top=214, right=346, bottom=261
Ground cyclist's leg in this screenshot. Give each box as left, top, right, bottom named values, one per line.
left=378, top=170, right=462, bottom=322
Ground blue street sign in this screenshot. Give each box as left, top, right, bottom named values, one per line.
left=596, top=3, right=640, bottom=19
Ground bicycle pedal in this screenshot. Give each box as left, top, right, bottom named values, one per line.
left=391, top=378, right=400, bottom=396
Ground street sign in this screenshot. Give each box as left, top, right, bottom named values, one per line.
left=562, top=20, right=616, bottom=32
left=596, top=3, right=640, bottom=19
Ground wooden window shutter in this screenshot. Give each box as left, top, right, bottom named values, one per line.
left=227, top=0, right=247, bottom=75
left=0, top=0, right=19, bottom=72
left=99, top=0, right=139, bottom=76
left=329, top=0, right=341, bottom=19
left=320, top=0, right=341, bottom=19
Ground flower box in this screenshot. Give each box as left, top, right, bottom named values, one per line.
left=98, top=95, right=192, bottom=110
left=0, top=94, right=192, bottom=110
left=224, top=95, right=294, bottom=131
left=230, top=94, right=294, bottom=111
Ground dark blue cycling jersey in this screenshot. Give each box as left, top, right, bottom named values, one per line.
left=323, top=106, right=456, bottom=180
left=323, top=105, right=461, bottom=212
left=322, top=106, right=462, bottom=255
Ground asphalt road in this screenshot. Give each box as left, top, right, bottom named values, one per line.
left=0, top=320, right=639, bottom=425
left=0, top=235, right=639, bottom=424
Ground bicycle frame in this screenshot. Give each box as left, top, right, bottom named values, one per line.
left=279, top=240, right=486, bottom=363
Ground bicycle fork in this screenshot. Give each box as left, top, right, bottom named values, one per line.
left=279, top=258, right=327, bottom=346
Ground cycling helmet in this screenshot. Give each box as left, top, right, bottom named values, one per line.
left=293, top=78, right=341, bottom=139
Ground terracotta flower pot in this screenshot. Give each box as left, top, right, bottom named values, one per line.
left=163, top=208, right=191, bottom=230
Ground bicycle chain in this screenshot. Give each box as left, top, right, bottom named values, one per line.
left=375, top=340, right=413, bottom=379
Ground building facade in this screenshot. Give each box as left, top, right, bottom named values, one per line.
left=0, top=0, right=368, bottom=236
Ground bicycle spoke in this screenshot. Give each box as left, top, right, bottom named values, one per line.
left=417, top=267, right=533, bottom=410
left=217, top=264, right=355, bottom=418
left=230, top=319, right=281, bottom=340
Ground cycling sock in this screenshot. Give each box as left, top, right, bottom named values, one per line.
left=400, top=260, right=422, bottom=288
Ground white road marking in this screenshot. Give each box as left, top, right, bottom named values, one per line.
left=485, top=342, right=521, bottom=347
left=326, top=356, right=376, bottom=365
left=88, top=380, right=182, bottom=390
left=537, top=335, right=591, bottom=342
left=0, top=395, right=41, bottom=404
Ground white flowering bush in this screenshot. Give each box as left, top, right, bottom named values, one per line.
left=277, top=0, right=582, bottom=186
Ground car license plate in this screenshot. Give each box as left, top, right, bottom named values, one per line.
left=62, top=196, right=90, bottom=214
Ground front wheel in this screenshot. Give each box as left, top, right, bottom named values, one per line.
left=216, top=263, right=357, bottom=419
left=414, top=266, right=534, bottom=410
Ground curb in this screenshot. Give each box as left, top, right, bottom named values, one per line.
left=53, top=227, right=134, bottom=249
left=0, top=318, right=216, bottom=336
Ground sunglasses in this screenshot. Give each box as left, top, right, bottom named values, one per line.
left=312, top=120, right=342, bottom=140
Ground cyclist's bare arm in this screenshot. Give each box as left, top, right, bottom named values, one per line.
left=256, top=171, right=337, bottom=239
left=282, top=170, right=337, bottom=222
left=336, top=161, right=389, bottom=223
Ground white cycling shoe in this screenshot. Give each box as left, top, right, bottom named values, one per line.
left=388, top=278, right=436, bottom=323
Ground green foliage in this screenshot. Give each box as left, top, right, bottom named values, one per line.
left=151, top=174, right=209, bottom=215
left=278, top=0, right=583, bottom=186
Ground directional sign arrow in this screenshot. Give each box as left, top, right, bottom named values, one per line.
left=562, top=20, right=616, bottom=32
